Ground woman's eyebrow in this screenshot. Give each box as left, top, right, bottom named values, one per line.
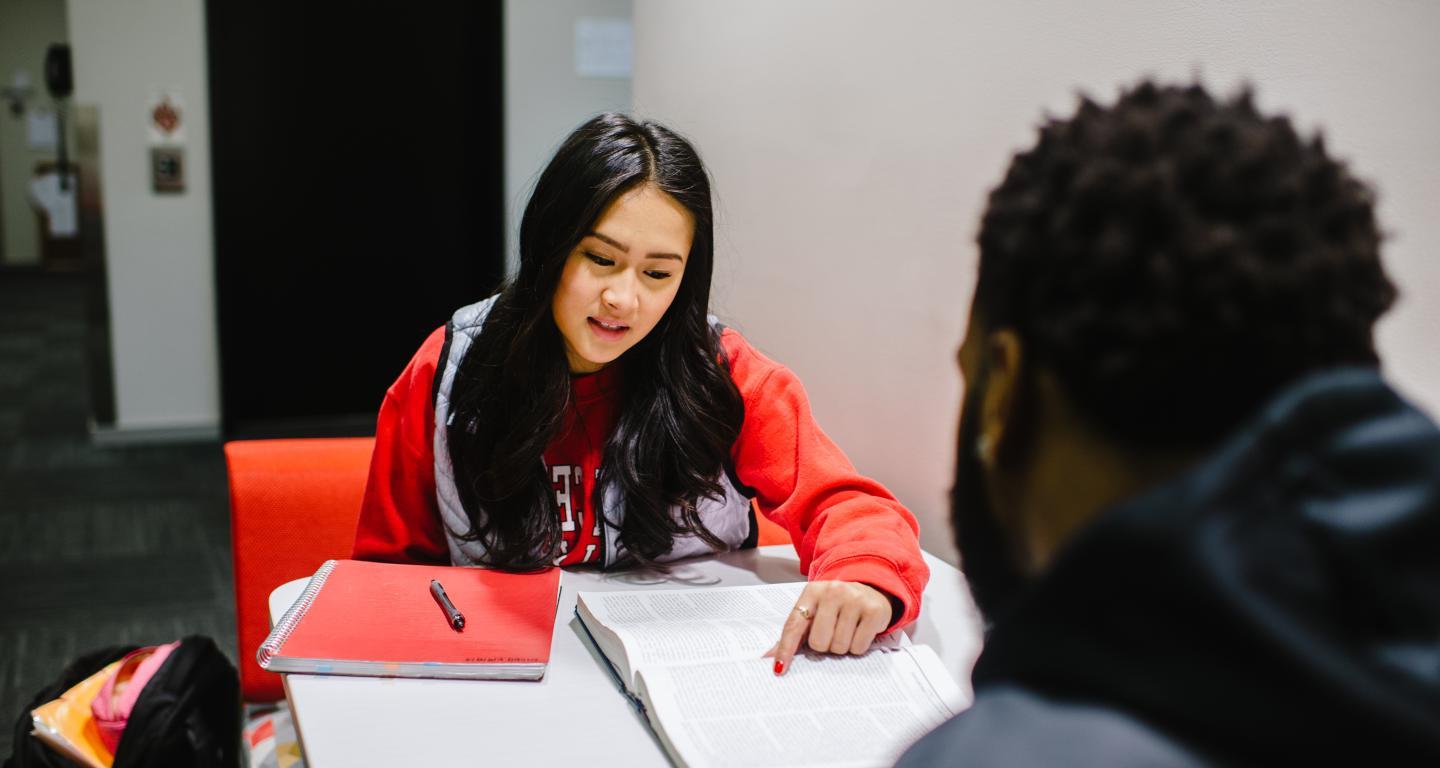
left=588, top=231, right=684, bottom=261
left=588, top=231, right=629, bottom=252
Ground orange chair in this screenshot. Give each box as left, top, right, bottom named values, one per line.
left=225, top=437, right=375, bottom=702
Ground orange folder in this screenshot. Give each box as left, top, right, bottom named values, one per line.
left=30, top=659, right=122, bottom=768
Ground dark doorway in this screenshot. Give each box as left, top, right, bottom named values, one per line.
left=206, top=4, right=504, bottom=438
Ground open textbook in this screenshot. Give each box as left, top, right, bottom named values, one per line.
left=576, top=582, right=966, bottom=768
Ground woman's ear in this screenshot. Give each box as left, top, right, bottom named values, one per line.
left=978, top=329, right=1025, bottom=467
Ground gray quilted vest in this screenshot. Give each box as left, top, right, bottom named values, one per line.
left=432, top=296, right=757, bottom=568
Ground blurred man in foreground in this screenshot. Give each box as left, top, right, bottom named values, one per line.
left=899, top=81, right=1440, bottom=765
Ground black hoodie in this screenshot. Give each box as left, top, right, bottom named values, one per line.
left=899, top=368, right=1440, bottom=766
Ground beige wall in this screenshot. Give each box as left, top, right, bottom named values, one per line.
left=505, top=0, right=632, bottom=275
left=68, top=0, right=218, bottom=434
left=633, top=0, right=1440, bottom=563
left=0, top=0, right=68, bottom=267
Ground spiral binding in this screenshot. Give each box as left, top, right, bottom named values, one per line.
left=257, top=558, right=337, bottom=669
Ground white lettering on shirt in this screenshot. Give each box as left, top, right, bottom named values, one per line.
left=553, top=464, right=576, bottom=532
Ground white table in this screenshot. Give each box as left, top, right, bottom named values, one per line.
left=269, top=545, right=983, bottom=767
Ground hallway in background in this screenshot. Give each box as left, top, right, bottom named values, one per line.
left=0, top=269, right=236, bottom=759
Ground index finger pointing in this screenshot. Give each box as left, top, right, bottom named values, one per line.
left=769, top=603, right=813, bottom=676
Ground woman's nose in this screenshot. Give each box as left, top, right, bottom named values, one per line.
left=601, top=275, right=636, bottom=313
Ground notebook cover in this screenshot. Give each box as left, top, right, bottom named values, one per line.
left=266, top=560, right=560, bottom=671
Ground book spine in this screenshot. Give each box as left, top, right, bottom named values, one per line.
left=256, top=559, right=337, bottom=670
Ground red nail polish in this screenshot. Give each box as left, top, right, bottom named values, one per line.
left=773, top=659, right=785, bottom=675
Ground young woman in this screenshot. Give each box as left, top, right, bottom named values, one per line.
left=353, top=113, right=928, bottom=671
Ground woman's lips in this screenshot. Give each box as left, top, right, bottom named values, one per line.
left=587, top=316, right=630, bottom=341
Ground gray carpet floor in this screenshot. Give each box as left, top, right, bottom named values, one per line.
left=0, top=269, right=237, bottom=760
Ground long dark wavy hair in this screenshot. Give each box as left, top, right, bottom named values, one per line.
left=447, top=113, right=745, bottom=569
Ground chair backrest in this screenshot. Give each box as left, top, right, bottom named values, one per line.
left=225, top=437, right=375, bottom=702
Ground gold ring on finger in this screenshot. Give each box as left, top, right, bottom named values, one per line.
left=794, top=605, right=812, bottom=620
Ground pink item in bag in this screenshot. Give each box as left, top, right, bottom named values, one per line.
left=90, top=641, right=181, bottom=753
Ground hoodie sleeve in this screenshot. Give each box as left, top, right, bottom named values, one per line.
left=351, top=326, right=450, bottom=565
left=722, top=329, right=930, bottom=629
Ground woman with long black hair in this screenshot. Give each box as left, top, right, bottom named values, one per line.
left=353, top=113, right=928, bottom=671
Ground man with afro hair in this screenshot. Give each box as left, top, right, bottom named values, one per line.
left=899, top=81, right=1439, bottom=765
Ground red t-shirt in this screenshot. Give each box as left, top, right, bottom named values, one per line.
left=542, top=366, right=619, bottom=566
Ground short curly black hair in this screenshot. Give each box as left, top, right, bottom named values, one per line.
left=975, top=80, right=1396, bottom=447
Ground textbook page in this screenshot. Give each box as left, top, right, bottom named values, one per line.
left=577, top=583, right=907, bottom=687
left=633, top=645, right=964, bottom=768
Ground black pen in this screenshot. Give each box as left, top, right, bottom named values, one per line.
left=430, top=579, right=465, bottom=631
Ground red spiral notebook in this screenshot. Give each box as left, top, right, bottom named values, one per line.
left=258, top=559, right=561, bottom=680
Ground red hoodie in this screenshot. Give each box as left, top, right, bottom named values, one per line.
left=352, top=324, right=930, bottom=628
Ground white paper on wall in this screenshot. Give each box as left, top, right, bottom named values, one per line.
left=574, top=18, right=632, bottom=79
left=27, top=109, right=58, bottom=149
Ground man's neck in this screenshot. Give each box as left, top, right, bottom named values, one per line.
left=1019, top=376, right=1203, bottom=570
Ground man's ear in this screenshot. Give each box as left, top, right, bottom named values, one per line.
left=979, top=329, right=1024, bottom=466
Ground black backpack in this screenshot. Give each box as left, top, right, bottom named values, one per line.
left=5, top=636, right=241, bottom=768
